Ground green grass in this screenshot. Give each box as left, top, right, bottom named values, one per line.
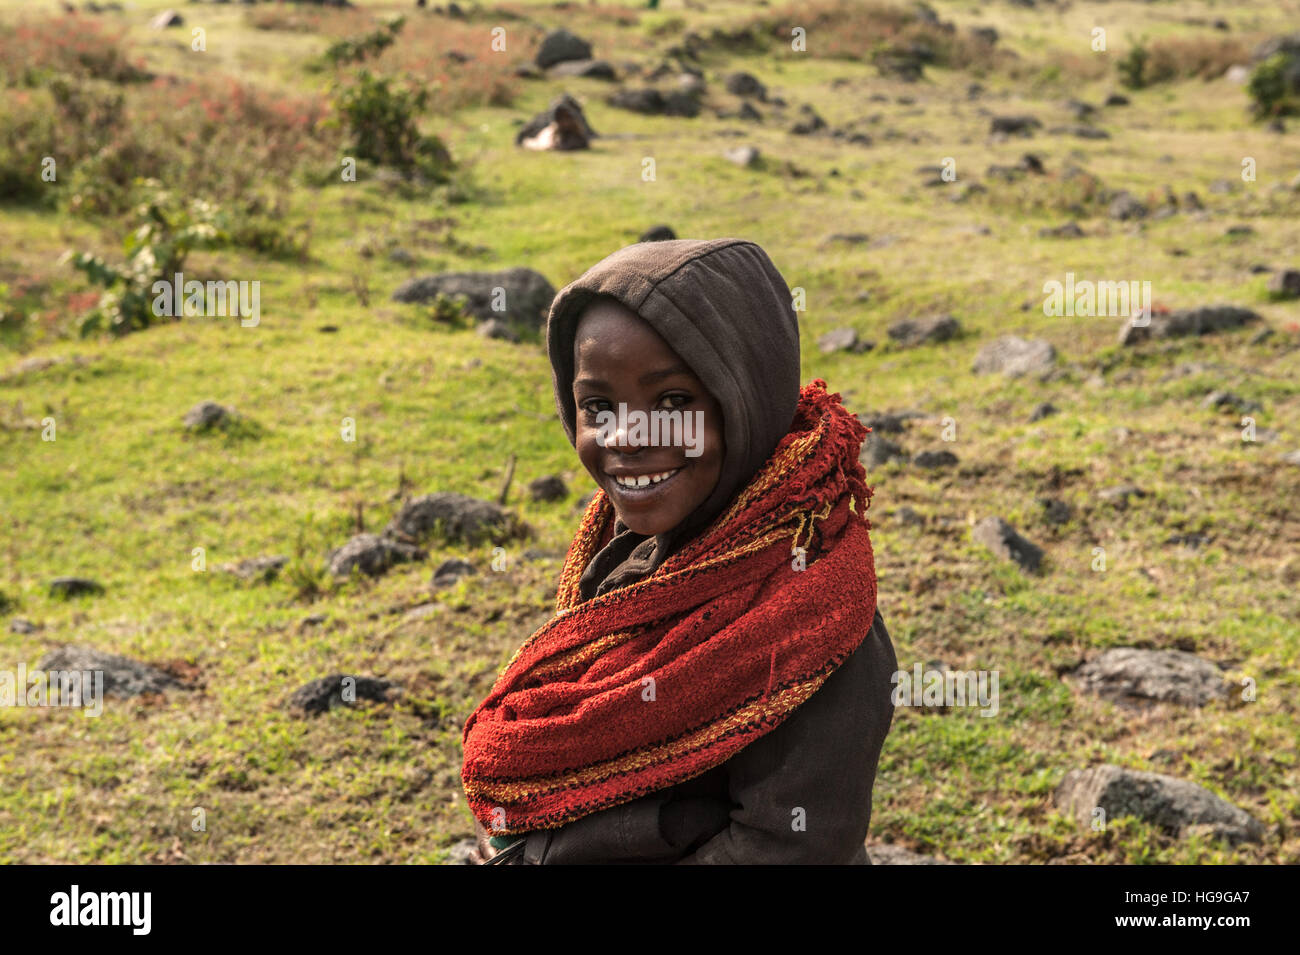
left=1, top=0, right=1299, bottom=863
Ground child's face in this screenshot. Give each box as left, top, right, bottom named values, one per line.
left=572, top=300, right=724, bottom=537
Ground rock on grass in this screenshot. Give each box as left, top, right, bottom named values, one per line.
left=385, top=492, right=524, bottom=546
left=288, top=674, right=402, bottom=716
left=868, top=844, right=956, bottom=864
left=1118, top=306, right=1261, bottom=346
left=327, top=534, right=426, bottom=578
left=1070, top=648, right=1231, bottom=707
left=972, top=517, right=1043, bottom=573
left=1054, top=765, right=1264, bottom=844
left=36, top=645, right=182, bottom=698
left=972, top=335, right=1056, bottom=378
left=217, top=556, right=288, bottom=583
left=48, top=577, right=104, bottom=599
left=391, top=269, right=557, bottom=331
left=887, top=314, right=961, bottom=348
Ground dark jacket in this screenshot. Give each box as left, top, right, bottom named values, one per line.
left=510, top=607, right=897, bottom=864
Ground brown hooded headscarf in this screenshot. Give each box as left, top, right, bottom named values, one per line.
left=545, top=237, right=801, bottom=600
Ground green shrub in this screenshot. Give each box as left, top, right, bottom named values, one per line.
left=329, top=70, right=453, bottom=181
left=61, top=179, right=228, bottom=337
left=1248, top=52, right=1300, bottom=117
left=321, top=17, right=405, bottom=66
left=1118, top=40, right=1150, bottom=90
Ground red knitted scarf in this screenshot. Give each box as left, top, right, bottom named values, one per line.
left=461, top=380, right=876, bottom=833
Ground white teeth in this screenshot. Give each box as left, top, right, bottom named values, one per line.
left=613, top=469, right=679, bottom=488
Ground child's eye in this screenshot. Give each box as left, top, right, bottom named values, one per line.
left=580, top=398, right=611, bottom=416
left=658, top=393, right=691, bottom=410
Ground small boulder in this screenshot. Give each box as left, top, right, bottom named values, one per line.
left=1070, top=648, right=1230, bottom=707
left=528, top=474, right=568, bottom=502
left=431, top=558, right=476, bottom=588
left=724, top=71, right=766, bottom=100
left=1028, top=402, right=1058, bottom=422
left=1097, top=484, right=1146, bottom=509
left=861, top=435, right=905, bottom=470
left=515, top=93, right=598, bottom=151
left=289, top=674, right=401, bottom=716
left=150, top=10, right=183, bottom=29
left=1054, top=765, right=1264, bottom=844
left=639, top=225, right=676, bottom=242
left=392, top=268, right=556, bottom=331
left=723, top=145, right=761, bottom=168
left=217, top=556, right=288, bottom=583
left=912, top=449, right=958, bottom=469
left=386, top=492, right=521, bottom=545
left=887, top=314, right=961, bottom=347
left=183, top=400, right=234, bottom=432
left=327, top=534, right=426, bottom=578
left=48, top=577, right=104, bottom=599
left=36, top=645, right=181, bottom=698
left=972, top=517, right=1043, bottom=573
left=1266, top=269, right=1300, bottom=299
left=989, top=115, right=1040, bottom=136
left=972, top=336, right=1056, bottom=378
left=1108, top=191, right=1148, bottom=220
left=817, top=327, right=872, bottom=354
left=9, top=618, right=41, bottom=635
left=547, top=59, right=616, bottom=80
left=1039, top=497, right=1072, bottom=525
left=1118, top=305, right=1261, bottom=346
left=535, top=29, right=592, bottom=69
left=868, top=844, right=954, bottom=864
left=477, top=318, right=518, bottom=342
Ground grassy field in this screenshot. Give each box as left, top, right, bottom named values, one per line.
left=1, top=0, right=1298, bottom=864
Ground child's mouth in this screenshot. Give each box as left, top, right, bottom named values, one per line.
left=605, top=466, right=683, bottom=502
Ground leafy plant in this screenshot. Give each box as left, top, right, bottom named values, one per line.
left=1248, top=52, right=1300, bottom=117
left=61, top=179, right=228, bottom=337
left=1117, top=40, right=1150, bottom=90
left=321, top=17, right=405, bottom=66
left=329, top=70, right=453, bottom=181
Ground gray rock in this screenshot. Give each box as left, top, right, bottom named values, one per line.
left=386, top=492, right=520, bottom=545
left=1098, top=484, right=1146, bottom=509
left=1108, top=191, right=1148, bottom=220
left=724, top=71, right=766, bottom=99
left=1280, top=450, right=1300, bottom=466
left=1118, top=305, right=1261, bottom=346
left=723, top=145, right=760, bottom=167
left=972, top=335, right=1057, bottom=378
left=862, top=412, right=907, bottom=434
left=535, top=29, right=592, bottom=69
left=972, top=517, right=1043, bottom=573
left=1104, top=92, right=1129, bottom=106
left=887, top=314, right=961, bottom=347
left=36, top=645, right=181, bottom=698
left=639, top=225, right=676, bottom=242
left=288, top=674, right=401, bottom=716
left=912, top=449, right=958, bottom=469
left=608, top=87, right=700, bottom=117
left=1054, top=765, right=1264, bottom=844
left=528, top=474, right=568, bottom=502
left=817, top=327, right=872, bottom=354
left=183, top=400, right=233, bottom=432
left=391, top=269, right=556, bottom=330
left=48, top=577, right=104, bottom=599
left=9, top=618, right=41, bottom=635
left=217, top=556, right=288, bottom=583
left=1051, top=124, right=1110, bottom=140
left=327, top=533, right=426, bottom=578
left=476, top=318, right=518, bottom=342
left=1039, top=222, right=1084, bottom=239
left=1202, top=391, right=1261, bottom=414
left=431, top=558, right=476, bottom=587
left=1039, top=497, right=1072, bottom=525
left=1029, top=402, right=1058, bottom=422
left=868, top=844, right=955, bottom=864
left=989, top=115, right=1041, bottom=136
left=547, top=59, right=616, bottom=80
left=861, top=435, right=905, bottom=469
left=893, top=506, right=924, bottom=526
left=1072, top=648, right=1230, bottom=707
left=444, top=836, right=478, bottom=864
left=1266, top=269, right=1300, bottom=299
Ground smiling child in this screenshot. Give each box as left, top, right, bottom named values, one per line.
left=461, top=237, right=898, bottom=864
